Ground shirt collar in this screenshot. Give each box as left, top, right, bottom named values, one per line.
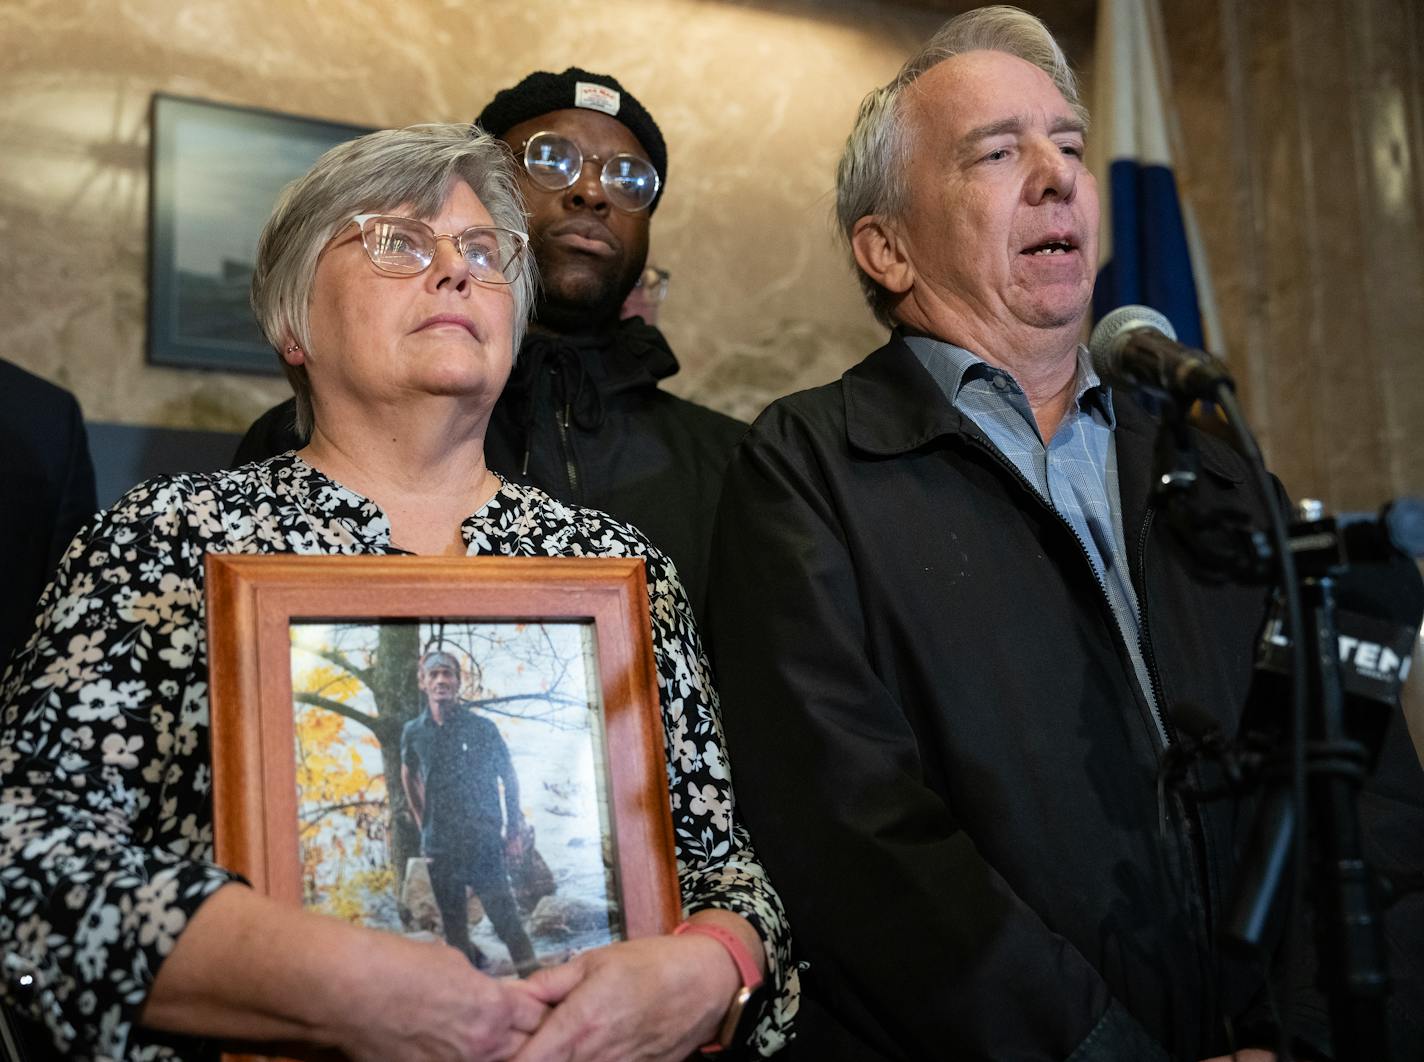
left=901, top=333, right=1116, bottom=429
left=275, top=453, right=544, bottom=554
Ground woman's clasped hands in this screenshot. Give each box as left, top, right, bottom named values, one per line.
left=335, top=923, right=750, bottom=1062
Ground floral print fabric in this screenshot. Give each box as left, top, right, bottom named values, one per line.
left=0, top=454, right=796, bottom=1060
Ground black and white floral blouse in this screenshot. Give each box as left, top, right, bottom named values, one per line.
left=0, top=453, right=797, bottom=1061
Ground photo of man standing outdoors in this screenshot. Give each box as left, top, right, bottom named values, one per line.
left=400, top=649, right=535, bottom=973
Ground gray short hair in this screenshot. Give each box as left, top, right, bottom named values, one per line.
left=250, top=123, right=536, bottom=439
left=835, top=6, right=1087, bottom=328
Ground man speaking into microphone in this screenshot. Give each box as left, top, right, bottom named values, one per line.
left=705, top=7, right=1347, bottom=1060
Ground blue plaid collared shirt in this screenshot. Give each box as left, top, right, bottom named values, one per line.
left=904, top=334, right=1163, bottom=739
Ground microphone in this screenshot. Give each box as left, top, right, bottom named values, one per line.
left=1088, top=305, right=1234, bottom=401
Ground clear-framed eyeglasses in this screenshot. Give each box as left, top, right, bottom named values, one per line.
left=339, top=213, right=530, bottom=285
left=520, top=131, right=661, bottom=213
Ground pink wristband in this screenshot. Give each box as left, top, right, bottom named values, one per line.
left=673, top=919, right=764, bottom=991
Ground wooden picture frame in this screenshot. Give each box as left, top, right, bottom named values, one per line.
left=147, top=94, right=372, bottom=374
left=206, top=554, right=680, bottom=999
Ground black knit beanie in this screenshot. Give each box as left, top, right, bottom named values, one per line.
left=475, top=67, right=667, bottom=212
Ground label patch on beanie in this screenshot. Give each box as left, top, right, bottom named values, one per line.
left=575, top=81, right=620, bottom=116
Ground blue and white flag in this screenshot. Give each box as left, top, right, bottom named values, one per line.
left=1090, top=0, right=1217, bottom=351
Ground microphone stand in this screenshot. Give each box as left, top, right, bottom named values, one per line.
left=1297, top=568, right=1391, bottom=1061
left=1234, top=506, right=1400, bottom=1062
left=1145, top=384, right=1394, bottom=1060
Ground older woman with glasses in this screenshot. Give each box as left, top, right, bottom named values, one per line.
left=0, top=124, right=793, bottom=1062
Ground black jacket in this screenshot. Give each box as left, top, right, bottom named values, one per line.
left=232, top=321, right=745, bottom=626
left=706, top=334, right=1324, bottom=1060
left=0, top=359, right=96, bottom=673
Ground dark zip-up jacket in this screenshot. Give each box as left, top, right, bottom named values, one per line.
left=705, top=333, right=1320, bottom=1060
left=485, top=320, right=745, bottom=627
left=232, top=320, right=745, bottom=627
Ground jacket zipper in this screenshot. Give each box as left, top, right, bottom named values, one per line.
left=966, top=432, right=1217, bottom=958
left=549, top=364, right=581, bottom=498
left=1132, top=507, right=1172, bottom=742
left=557, top=403, right=581, bottom=497
left=963, top=433, right=1171, bottom=746
left=1134, top=505, right=1215, bottom=938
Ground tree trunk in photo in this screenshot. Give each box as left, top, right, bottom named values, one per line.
left=367, top=623, right=423, bottom=895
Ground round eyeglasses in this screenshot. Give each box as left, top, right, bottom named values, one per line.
left=520, top=131, right=661, bottom=213
left=339, top=213, right=530, bottom=284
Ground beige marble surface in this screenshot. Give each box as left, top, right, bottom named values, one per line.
left=0, top=0, right=968, bottom=431
left=10, top=0, right=1419, bottom=504
left=1161, top=0, right=1424, bottom=509
left=1156, top=0, right=1424, bottom=759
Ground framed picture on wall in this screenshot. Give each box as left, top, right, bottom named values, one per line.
left=205, top=553, right=681, bottom=1043
left=147, top=94, right=372, bottom=374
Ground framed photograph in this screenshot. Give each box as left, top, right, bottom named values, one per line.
left=148, top=94, right=372, bottom=373
left=206, top=555, right=680, bottom=986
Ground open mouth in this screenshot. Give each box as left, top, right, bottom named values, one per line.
left=1022, top=239, right=1076, bottom=256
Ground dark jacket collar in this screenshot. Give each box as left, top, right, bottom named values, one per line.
left=843, top=330, right=1247, bottom=487
left=843, top=333, right=969, bottom=456
left=494, top=317, right=682, bottom=473
left=504, top=317, right=679, bottom=402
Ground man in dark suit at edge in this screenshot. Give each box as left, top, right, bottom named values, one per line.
left=0, top=359, right=96, bottom=673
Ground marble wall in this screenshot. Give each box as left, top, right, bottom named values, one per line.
left=1158, top=0, right=1424, bottom=751
left=1161, top=0, right=1424, bottom=510
left=0, top=0, right=967, bottom=431
left=5, top=0, right=1422, bottom=492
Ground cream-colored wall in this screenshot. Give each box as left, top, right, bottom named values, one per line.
left=0, top=0, right=950, bottom=431
left=1161, top=0, right=1424, bottom=508
left=1158, top=0, right=1424, bottom=758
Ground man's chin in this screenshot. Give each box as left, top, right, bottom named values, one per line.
left=535, top=277, right=629, bottom=334
left=1014, top=291, right=1092, bottom=333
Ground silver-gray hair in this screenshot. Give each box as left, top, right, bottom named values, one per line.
left=835, top=5, right=1087, bottom=328
left=250, top=123, right=536, bottom=439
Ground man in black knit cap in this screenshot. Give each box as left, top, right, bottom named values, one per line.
left=232, top=70, right=744, bottom=625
